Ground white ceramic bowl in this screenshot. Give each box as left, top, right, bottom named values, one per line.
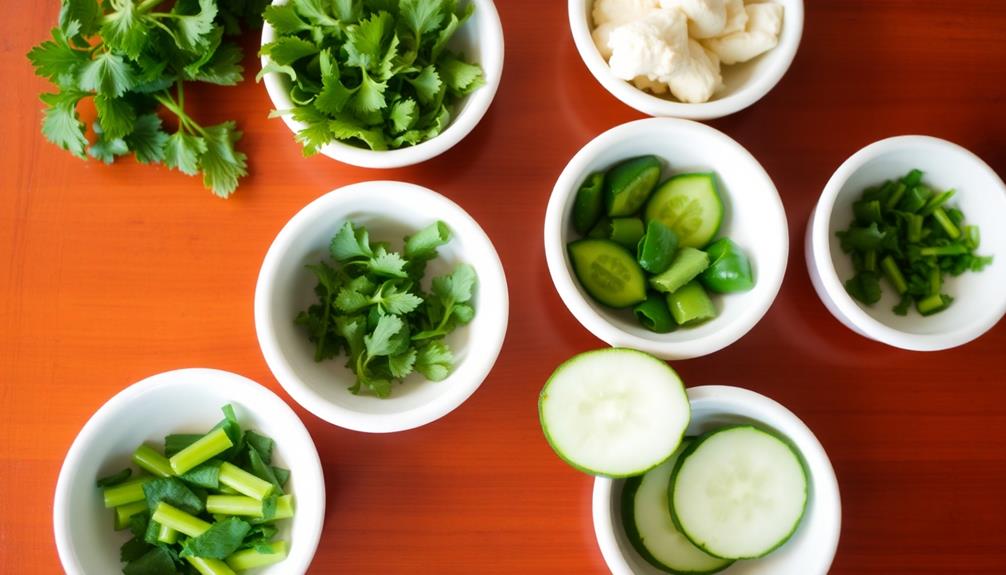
left=593, top=385, right=841, bottom=575
left=260, top=0, right=504, bottom=169
left=806, top=136, right=1006, bottom=351
left=545, top=118, right=788, bottom=359
left=255, top=181, right=508, bottom=433
left=569, top=0, right=804, bottom=120
left=53, top=369, right=325, bottom=575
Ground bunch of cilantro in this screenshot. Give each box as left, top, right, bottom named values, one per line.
left=27, top=0, right=268, bottom=198
left=296, top=220, right=477, bottom=398
left=260, top=0, right=485, bottom=154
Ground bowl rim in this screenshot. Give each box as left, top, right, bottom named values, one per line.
left=567, top=0, right=805, bottom=120
left=592, top=384, right=842, bottom=575
left=52, top=368, right=325, bottom=575
left=809, top=135, right=1006, bottom=351
left=260, top=0, right=505, bottom=169
left=543, top=117, right=789, bottom=360
left=254, top=180, right=509, bottom=433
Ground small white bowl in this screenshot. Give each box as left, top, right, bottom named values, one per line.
left=593, top=385, right=841, bottom=575
left=260, top=0, right=504, bottom=169
left=806, top=136, right=1006, bottom=351
left=53, top=369, right=325, bottom=575
left=255, top=181, right=508, bottom=433
left=544, top=118, right=788, bottom=360
left=569, top=0, right=804, bottom=120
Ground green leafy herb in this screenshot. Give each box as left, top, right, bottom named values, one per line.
left=27, top=0, right=259, bottom=197
left=260, top=0, right=485, bottom=154
left=838, top=170, right=992, bottom=315
left=181, top=517, right=252, bottom=559
left=96, top=467, right=133, bottom=488
left=296, top=220, right=477, bottom=397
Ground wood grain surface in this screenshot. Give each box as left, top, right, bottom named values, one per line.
left=3, top=1, right=1006, bottom=573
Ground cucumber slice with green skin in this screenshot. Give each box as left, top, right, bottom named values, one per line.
left=623, top=441, right=734, bottom=575
left=567, top=239, right=648, bottom=308
left=539, top=348, right=690, bottom=477
left=605, top=156, right=663, bottom=217
left=645, top=174, right=723, bottom=249
left=573, top=172, right=605, bottom=235
left=670, top=426, right=809, bottom=560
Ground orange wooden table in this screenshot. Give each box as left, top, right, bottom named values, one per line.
left=3, top=1, right=1006, bottom=573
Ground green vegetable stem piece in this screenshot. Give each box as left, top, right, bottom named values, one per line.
left=207, top=495, right=266, bottom=517
left=115, top=501, right=149, bottom=531
left=219, top=462, right=274, bottom=501
left=666, top=281, right=717, bottom=325
left=152, top=502, right=211, bottom=538
left=917, top=293, right=953, bottom=316
left=586, top=216, right=612, bottom=239
left=226, top=541, right=289, bottom=571
left=636, top=220, right=678, bottom=274
left=186, top=556, right=237, bottom=575
left=845, top=272, right=882, bottom=305
left=880, top=256, right=908, bottom=294
left=133, top=445, right=173, bottom=478
left=898, top=185, right=930, bottom=213
left=157, top=524, right=179, bottom=545
left=932, top=207, right=961, bottom=239
left=633, top=293, right=677, bottom=333
left=609, top=218, right=645, bottom=248
left=169, top=427, right=234, bottom=476
left=604, top=155, right=662, bottom=216
left=103, top=478, right=152, bottom=509
left=649, top=247, right=710, bottom=294
left=572, top=172, right=606, bottom=234
left=699, top=238, right=754, bottom=293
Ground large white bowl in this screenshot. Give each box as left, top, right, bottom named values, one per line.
left=255, top=181, right=509, bottom=433
left=544, top=118, right=788, bottom=360
left=261, top=0, right=504, bottom=169
left=53, top=369, right=325, bottom=575
left=569, top=0, right=804, bottom=120
left=806, top=136, right=1006, bottom=351
left=593, top=385, right=841, bottom=575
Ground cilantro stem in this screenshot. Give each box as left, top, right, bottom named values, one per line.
left=155, top=87, right=206, bottom=137
left=137, top=0, right=167, bottom=14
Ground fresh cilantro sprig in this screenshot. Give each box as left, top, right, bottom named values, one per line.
left=27, top=0, right=264, bottom=197
left=259, top=0, right=485, bottom=154
left=296, top=220, right=477, bottom=398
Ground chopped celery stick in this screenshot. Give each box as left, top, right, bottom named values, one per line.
left=884, top=182, right=906, bottom=210
left=273, top=495, right=295, bottom=520
left=186, top=556, right=237, bottom=575
left=921, top=189, right=955, bottom=215
left=919, top=245, right=968, bottom=257
left=207, top=495, right=264, bottom=517
left=929, top=267, right=942, bottom=296
left=863, top=249, right=877, bottom=272
left=133, top=445, right=173, bottom=478
left=219, top=462, right=274, bottom=501
left=157, top=523, right=179, bottom=544
left=114, top=501, right=148, bottom=530
left=151, top=502, right=211, bottom=538
left=103, top=478, right=151, bottom=508
left=226, top=541, right=288, bottom=571
left=169, top=427, right=233, bottom=475
left=932, top=207, right=961, bottom=239
left=880, top=256, right=907, bottom=294
left=906, top=214, right=924, bottom=243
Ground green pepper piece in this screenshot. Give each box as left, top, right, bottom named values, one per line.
left=608, top=218, right=645, bottom=248
left=636, top=220, right=678, bottom=274
left=586, top=216, right=611, bottom=239
left=572, top=172, right=605, bottom=234
left=633, top=293, right=676, bottom=333
left=666, top=281, right=716, bottom=325
left=699, top=238, right=754, bottom=293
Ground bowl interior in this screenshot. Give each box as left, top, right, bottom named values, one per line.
left=258, top=183, right=507, bottom=427
left=825, top=142, right=1006, bottom=336
left=55, top=370, right=323, bottom=575
left=552, top=120, right=787, bottom=354
left=572, top=0, right=803, bottom=112
left=599, top=386, right=840, bottom=575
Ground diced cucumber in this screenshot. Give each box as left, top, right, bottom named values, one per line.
left=609, top=218, right=645, bottom=248
left=539, top=349, right=690, bottom=477
left=587, top=216, right=611, bottom=239
left=645, top=173, right=723, bottom=249
left=573, top=172, right=605, bottom=234
left=667, top=281, right=716, bottom=325
left=567, top=239, right=647, bottom=308
left=605, top=156, right=663, bottom=217
left=649, top=247, right=710, bottom=294
left=622, top=441, right=734, bottom=575
left=670, top=426, right=808, bottom=560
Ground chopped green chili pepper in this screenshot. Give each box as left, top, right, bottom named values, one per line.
left=699, top=238, right=754, bottom=293
left=609, top=217, right=645, bottom=248
left=636, top=220, right=678, bottom=274
left=633, top=293, right=676, bottom=333
left=572, top=172, right=605, bottom=235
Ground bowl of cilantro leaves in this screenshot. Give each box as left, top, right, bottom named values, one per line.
left=258, top=0, right=504, bottom=168
left=254, top=181, right=509, bottom=432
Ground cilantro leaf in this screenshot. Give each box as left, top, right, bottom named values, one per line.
left=262, top=37, right=319, bottom=66
left=381, top=285, right=423, bottom=315
left=264, top=4, right=311, bottom=34
left=100, top=0, right=151, bottom=60
left=438, top=54, right=484, bottom=95
left=364, top=314, right=404, bottom=357
left=389, top=348, right=417, bottom=378
left=173, top=0, right=219, bottom=52
left=164, top=131, right=207, bottom=175
left=27, top=27, right=88, bottom=86
left=345, top=11, right=393, bottom=72
left=125, top=114, right=169, bottom=164
left=349, top=70, right=389, bottom=113
left=199, top=121, right=247, bottom=198
left=59, top=0, right=102, bottom=37
left=291, top=0, right=339, bottom=27
left=433, top=263, right=477, bottom=304
left=400, top=0, right=445, bottom=40
left=330, top=222, right=375, bottom=261
left=289, top=107, right=334, bottom=156
left=94, top=94, right=137, bottom=140
left=407, top=65, right=442, bottom=105
left=389, top=98, right=418, bottom=133
left=79, top=51, right=135, bottom=98
left=369, top=250, right=408, bottom=278
left=89, top=123, right=130, bottom=164
left=315, top=50, right=356, bottom=115
left=40, top=90, right=88, bottom=159
left=190, top=42, right=245, bottom=86
left=330, top=118, right=388, bottom=151
left=336, top=287, right=371, bottom=313
left=416, top=341, right=453, bottom=381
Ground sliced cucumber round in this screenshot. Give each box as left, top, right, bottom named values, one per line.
left=623, top=441, right=734, bottom=575
left=605, top=155, right=663, bottom=217
left=645, top=173, right=723, bottom=249
left=539, top=349, right=690, bottom=477
left=567, top=239, right=647, bottom=308
left=670, top=426, right=808, bottom=560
